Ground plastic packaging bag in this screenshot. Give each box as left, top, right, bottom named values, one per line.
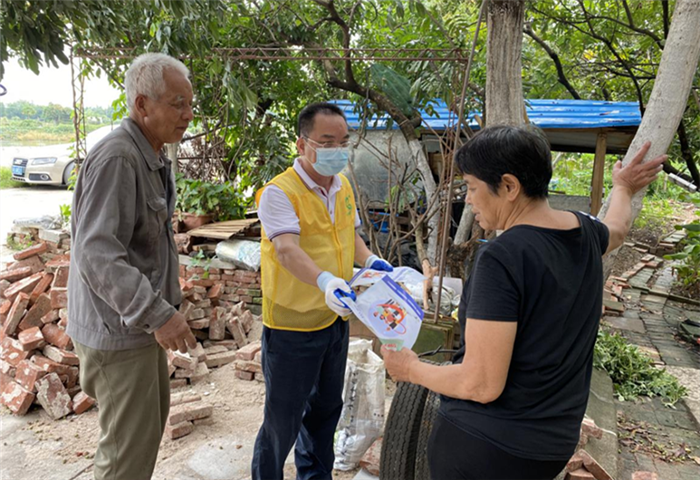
left=334, top=339, right=386, bottom=471
left=215, top=239, right=261, bottom=271
left=13, top=215, right=62, bottom=230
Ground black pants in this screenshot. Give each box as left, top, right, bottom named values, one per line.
left=428, top=414, right=567, bottom=480
left=251, top=319, right=349, bottom=480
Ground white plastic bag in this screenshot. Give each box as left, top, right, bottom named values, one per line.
left=215, top=239, right=261, bottom=271
left=334, top=339, right=386, bottom=471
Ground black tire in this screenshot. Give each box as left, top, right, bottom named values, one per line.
left=62, top=161, right=75, bottom=186
left=413, top=389, right=441, bottom=480
left=379, top=380, right=430, bottom=480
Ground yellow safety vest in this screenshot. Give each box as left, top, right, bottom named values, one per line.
left=255, top=167, right=356, bottom=331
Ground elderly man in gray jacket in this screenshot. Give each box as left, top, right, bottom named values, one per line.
left=67, top=53, right=196, bottom=480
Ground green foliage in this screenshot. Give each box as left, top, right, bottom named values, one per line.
left=0, top=166, right=29, bottom=189
left=175, top=174, right=247, bottom=221
left=593, top=329, right=686, bottom=406
left=370, top=64, right=414, bottom=116
left=0, top=117, right=107, bottom=144
left=59, top=204, right=71, bottom=227
left=664, top=198, right=700, bottom=297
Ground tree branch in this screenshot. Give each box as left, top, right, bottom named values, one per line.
left=523, top=23, right=581, bottom=99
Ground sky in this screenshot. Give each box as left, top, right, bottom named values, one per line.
left=0, top=57, right=121, bottom=108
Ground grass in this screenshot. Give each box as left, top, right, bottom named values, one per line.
left=0, top=118, right=107, bottom=144
left=0, top=166, right=30, bottom=189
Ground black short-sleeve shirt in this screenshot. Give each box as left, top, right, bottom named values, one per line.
left=439, top=211, right=610, bottom=461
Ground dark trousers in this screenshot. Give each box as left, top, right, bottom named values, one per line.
left=428, top=414, right=567, bottom=480
left=252, top=319, right=349, bottom=480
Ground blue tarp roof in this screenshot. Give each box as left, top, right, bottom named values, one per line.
left=332, top=99, right=642, bottom=131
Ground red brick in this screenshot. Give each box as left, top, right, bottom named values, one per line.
left=41, top=309, right=60, bottom=324
left=208, top=308, right=227, bottom=341
left=565, top=468, right=595, bottom=480
left=41, top=323, right=73, bottom=350
left=0, top=266, right=32, bottom=283
left=168, top=402, right=213, bottom=425
left=10, top=255, right=45, bottom=274
left=236, top=341, right=261, bottom=361
left=35, top=372, right=72, bottom=419
left=45, top=254, right=70, bottom=269
left=631, top=472, right=658, bottom=480
left=577, top=450, right=613, bottom=480
left=0, top=279, right=10, bottom=298
left=179, top=277, right=194, bottom=293
left=240, top=295, right=253, bottom=303
left=203, top=339, right=237, bottom=350
left=0, top=299, right=11, bottom=315
left=31, top=354, right=71, bottom=375
left=65, top=366, right=79, bottom=388
left=42, top=345, right=79, bottom=365
left=360, top=437, right=382, bottom=476
left=235, top=360, right=262, bottom=374
left=207, top=283, right=222, bottom=299
left=14, top=359, right=47, bottom=392
left=17, top=327, right=46, bottom=351
left=168, top=350, right=198, bottom=370
left=235, top=370, right=254, bottom=381
left=165, top=420, right=195, bottom=440
left=29, top=273, right=53, bottom=304
left=566, top=451, right=584, bottom=472
left=187, top=318, right=210, bottom=329
left=192, top=279, right=215, bottom=288
left=170, top=378, right=187, bottom=389
left=0, top=359, right=14, bottom=376
left=50, top=287, right=68, bottom=309
left=581, top=417, right=603, bottom=440
left=0, top=371, right=12, bottom=392
left=0, top=380, right=35, bottom=415
left=72, top=391, right=96, bottom=414
left=226, top=318, right=248, bottom=347
left=204, top=351, right=237, bottom=368
left=19, top=293, right=52, bottom=331
left=1, top=292, right=30, bottom=337
left=13, top=242, right=48, bottom=261
left=0, top=337, right=31, bottom=367
left=239, top=310, right=254, bottom=333
left=171, top=392, right=202, bottom=407
left=52, top=266, right=69, bottom=289
left=3, top=273, right=43, bottom=302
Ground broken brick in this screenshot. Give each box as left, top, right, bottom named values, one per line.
left=235, top=370, right=254, bottom=381
left=18, top=293, right=52, bottom=331
left=170, top=392, right=202, bottom=407
left=236, top=341, right=262, bottom=361
left=226, top=318, right=248, bottom=347
left=168, top=351, right=198, bottom=370
left=207, top=283, right=222, bottom=299
left=31, top=354, right=71, bottom=375
left=170, top=378, right=187, bottom=389
left=0, top=337, right=32, bottom=367
left=13, top=242, right=48, bottom=261
left=41, top=309, right=60, bottom=324
left=189, top=362, right=210, bottom=383
left=581, top=417, right=603, bottom=440
left=50, top=287, right=68, bottom=309
left=42, top=345, right=79, bottom=366
left=0, top=380, right=35, bottom=415
left=168, top=402, right=213, bottom=425
left=187, top=318, right=210, bottom=329
left=0, top=299, right=11, bottom=316
left=165, top=420, right=194, bottom=440
left=35, top=372, right=72, bottom=419
left=10, top=255, right=45, bottom=274
left=17, top=327, right=46, bottom=351
left=52, top=265, right=69, bottom=289
left=65, top=366, right=79, bottom=388
left=14, top=359, right=47, bottom=392
left=577, top=450, right=613, bottom=480
left=631, top=472, right=658, bottom=480
left=566, top=468, right=595, bottom=480
left=2, top=292, right=30, bottom=337
left=72, top=391, right=96, bottom=414
left=41, top=323, right=73, bottom=350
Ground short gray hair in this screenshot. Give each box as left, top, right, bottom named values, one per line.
left=125, top=53, right=190, bottom=114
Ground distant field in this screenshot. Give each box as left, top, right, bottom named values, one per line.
left=0, top=118, right=107, bottom=144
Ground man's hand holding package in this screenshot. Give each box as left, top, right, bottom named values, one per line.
left=317, top=271, right=356, bottom=317
left=155, top=312, right=197, bottom=353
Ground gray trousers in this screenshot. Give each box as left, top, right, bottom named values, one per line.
left=75, top=341, right=170, bottom=480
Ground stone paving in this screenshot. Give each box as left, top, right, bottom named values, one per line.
left=604, top=261, right=700, bottom=480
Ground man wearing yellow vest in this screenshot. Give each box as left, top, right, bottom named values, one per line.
left=252, top=102, right=393, bottom=480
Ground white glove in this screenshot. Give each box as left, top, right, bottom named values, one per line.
left=317, top=271, right=356, bottom=317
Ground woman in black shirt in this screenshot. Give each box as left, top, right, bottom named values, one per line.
left=381, top=125, right=667, bottom=480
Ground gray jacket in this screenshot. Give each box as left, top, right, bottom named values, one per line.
left=67, top=118, right=181, bottom=350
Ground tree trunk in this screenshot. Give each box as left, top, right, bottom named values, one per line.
left=407, top=137, right=440, bottom=264
left=454, top=0, right=526, bottom=245
left=599, top=0, right=700, bottom=278
left=166, top=143, right=179, bottom=174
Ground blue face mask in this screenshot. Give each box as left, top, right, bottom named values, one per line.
left=311, top=147, right=349, bottom=176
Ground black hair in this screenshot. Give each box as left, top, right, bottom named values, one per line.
left=455, top=125, right=552, bottom=199
left=297, top=102, right=347, bottom=137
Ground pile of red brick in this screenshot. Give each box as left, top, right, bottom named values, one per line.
left=233, top=341, right=262, bottom=382
left=165, top=392, right=214, bottom=440
left=0, top=243, right=93, bottom=419
left=562, top=417, right=613, bottom=480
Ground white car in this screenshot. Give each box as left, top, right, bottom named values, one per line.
left=12, top=154, right=75, bottom=186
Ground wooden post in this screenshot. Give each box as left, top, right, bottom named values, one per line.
left=590, top=132, right=607, bottom=216
left=166, top=143, right=179, bottom=174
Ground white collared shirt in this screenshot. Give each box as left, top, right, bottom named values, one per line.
left=257, top=158, right=361, bottom=240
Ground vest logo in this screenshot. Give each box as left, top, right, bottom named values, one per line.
left=345, top=195, right=353, bottom=217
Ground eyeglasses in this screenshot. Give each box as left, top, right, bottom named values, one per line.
left=304, top=137, right=350, bottom=149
